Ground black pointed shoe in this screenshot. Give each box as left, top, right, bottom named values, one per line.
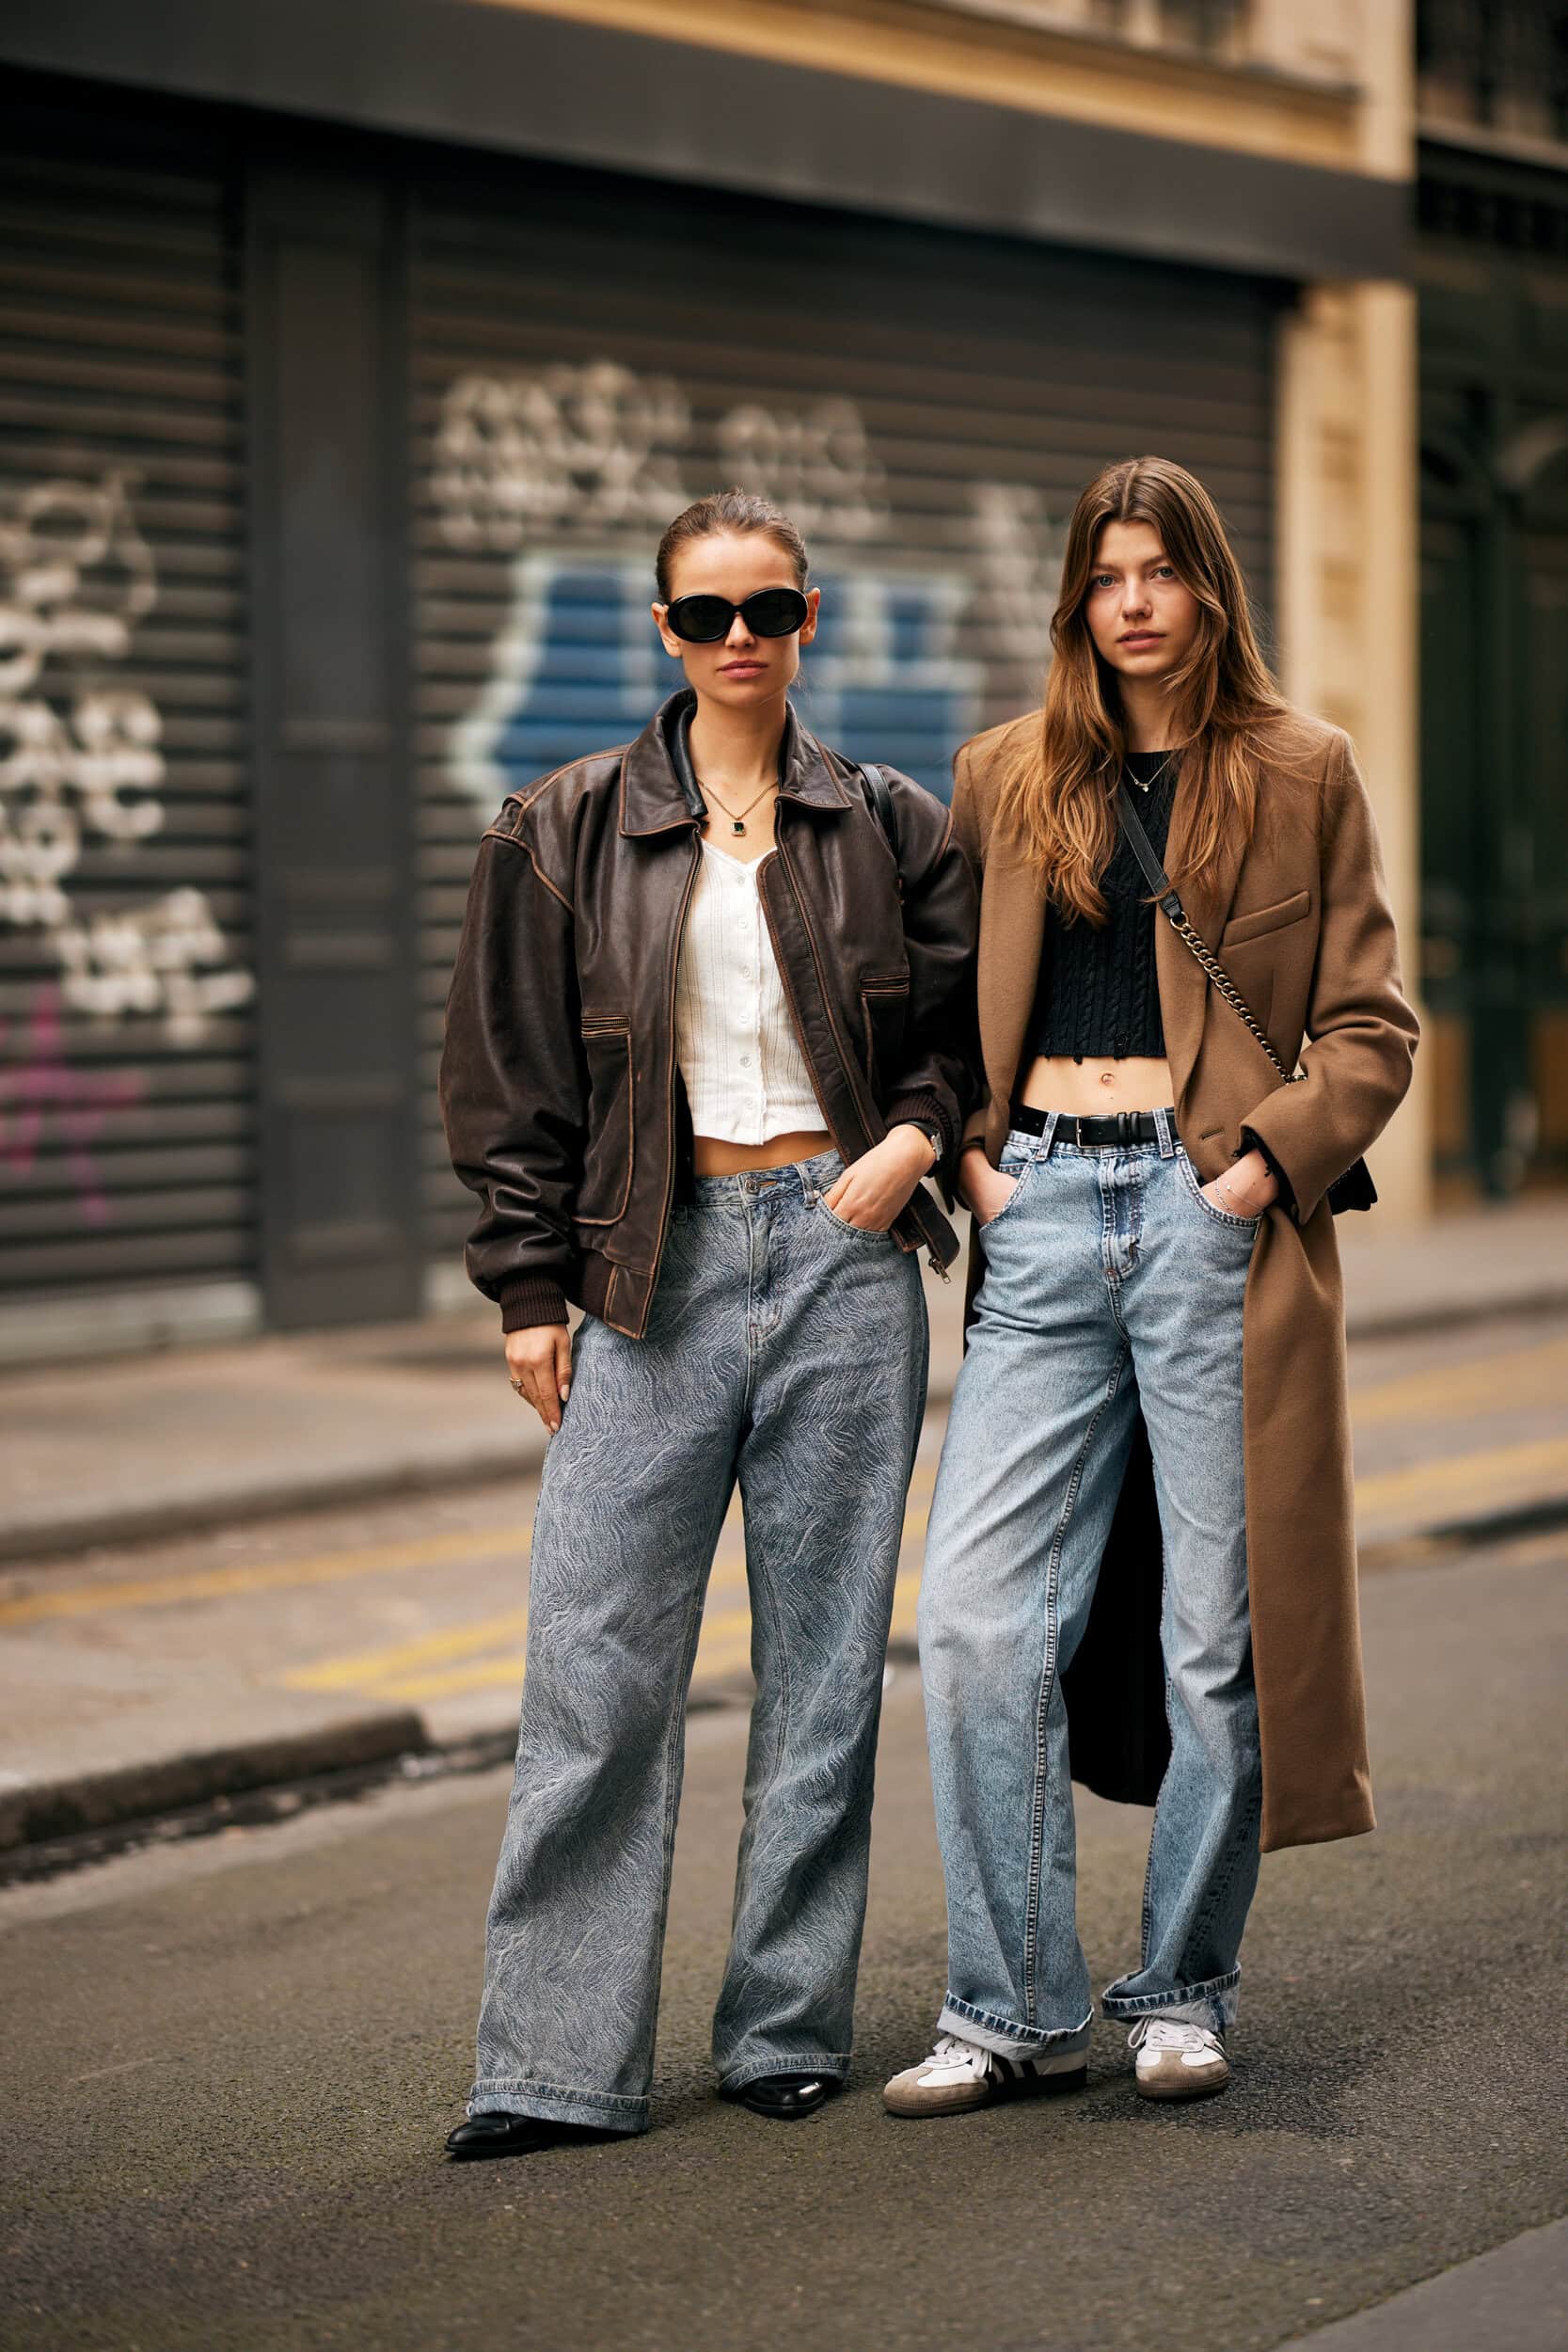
left=731, top=2073, right=835, bottom=2121
left=445, top=2111, right=615, bottom=2162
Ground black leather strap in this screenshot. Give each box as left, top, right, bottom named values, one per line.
left=859, top=761, right=899, bottom=866
left=1114, top=775, right=1188, bottom=921
left=1010, top=1103, right=1162, bottom=1146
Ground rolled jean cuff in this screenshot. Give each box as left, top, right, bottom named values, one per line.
left=937, top=1995, right=1094, bottom=2059
left=467, top=2076, right=648, bottom=2133
left=718, top=2050, right=851, bottom=2097
left=1100, top=1965, right=1242, bottom=2032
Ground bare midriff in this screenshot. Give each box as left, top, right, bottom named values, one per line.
left=1017, top=1053, right=1175, bottom=1117
left=692, top=1128, right=833, bottom=1176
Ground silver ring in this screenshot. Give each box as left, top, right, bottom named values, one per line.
left=509, top=1377, right=527, bottom=1394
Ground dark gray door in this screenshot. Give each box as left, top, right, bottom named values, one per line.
left=246, top=159, right=420, bottom=1327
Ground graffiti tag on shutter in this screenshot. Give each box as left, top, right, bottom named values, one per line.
left=0, top=470, right=254, bottom=1043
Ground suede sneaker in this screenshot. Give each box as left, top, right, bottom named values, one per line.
left=1127, top=2017, right=1230, bottom=2101
left=883, top=2032, right=1087, bottom=2118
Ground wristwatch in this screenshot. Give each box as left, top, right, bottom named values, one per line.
left=912, top=1121, right=942, bottom=1168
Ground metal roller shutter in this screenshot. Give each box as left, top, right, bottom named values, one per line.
left=411, top=159, right=1281, bottom=1278
left=0, top=105, right=254, bottom=1338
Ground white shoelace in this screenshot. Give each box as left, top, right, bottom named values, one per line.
left=917, top=2033, right=994, bottom=2084
left=1127, top=2019, right=1224, bottom=2058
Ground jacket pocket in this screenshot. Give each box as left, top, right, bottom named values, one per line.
left=860, top=969, right=911, bottom=1085
left=1221, top=889, right=1311, bottom=949
left=575, top=1014, right=634, bottom=1226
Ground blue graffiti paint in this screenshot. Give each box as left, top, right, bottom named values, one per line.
left=449, top=558, right=981, bottom=809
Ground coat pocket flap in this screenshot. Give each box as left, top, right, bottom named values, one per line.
left=1221, top=890, right=1311, bottom=949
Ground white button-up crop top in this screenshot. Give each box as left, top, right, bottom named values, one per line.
left=673, top=838, right=823, bottom=1144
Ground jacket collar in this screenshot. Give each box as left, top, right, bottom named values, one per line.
left=619, top=690, right=853, bottom=836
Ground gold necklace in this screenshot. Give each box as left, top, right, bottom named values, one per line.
left=701, top=777, right=778, bottom=837
left=1123, top=750, right=1180, bottom=795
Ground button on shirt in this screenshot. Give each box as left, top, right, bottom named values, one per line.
left=674, top=838, right=823, bottom=1144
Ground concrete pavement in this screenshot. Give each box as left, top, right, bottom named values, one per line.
left=2, top=1517, right=1564, bottom=2350
left=4, top=1195, right=1567, bottom=1566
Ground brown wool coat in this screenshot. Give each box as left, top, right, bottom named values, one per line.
left=951, top=709, right=1420, bottom=1853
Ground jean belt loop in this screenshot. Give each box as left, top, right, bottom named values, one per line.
left=1153, top=1105, right=1177, bottom=1158
left=1039, top=1110, right=1061, bottom=1160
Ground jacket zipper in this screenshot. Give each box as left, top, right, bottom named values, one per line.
left=648, top=829, right=702, bottom=1330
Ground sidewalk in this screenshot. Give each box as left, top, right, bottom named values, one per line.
left=5, top=1196, right=1567, bottom=1569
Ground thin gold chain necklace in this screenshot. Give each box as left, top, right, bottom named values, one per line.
left=1122, top=749, right=1180, bottom=795
left=701, top=777, right=778, bottom=836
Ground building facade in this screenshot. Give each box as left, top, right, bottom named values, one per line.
left=1416, top=0, right=1568, bottom=1195
left=0, top=0, right=1428, bottom=1356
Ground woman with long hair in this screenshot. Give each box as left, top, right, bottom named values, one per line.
left=884, top=455, right=1418, bottom=2118
left=438, top=489, right=977, bottom=2159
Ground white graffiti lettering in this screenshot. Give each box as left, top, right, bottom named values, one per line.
left=0, top=470, right=253, bottom=1041
left=714, top=399, right=887, bottom=541
left=435, top=363, right=690, bottom=549
left=972, top=483, right=1065, bottom=675
left=435, top=363, right=891, bottom=551
left=55, top=887, right=255, bottom=1045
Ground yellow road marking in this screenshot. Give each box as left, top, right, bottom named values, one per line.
left=0, top=1525, right=535, bottom=1630
left=369, top=1601, right=761, bottom=1705
left=282, top=1558, right=752, bottom=1697
left=284, top=1607, right=532, bottom=1693
left=1354, top=1435, right=1568, bottom=1518
left=0, top=1466, right=930, bottom=1633
left=1352, top=1336, right=1568, bottom=1427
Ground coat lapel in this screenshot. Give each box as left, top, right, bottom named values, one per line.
left=1153, top=776, right=1249, bottom=1111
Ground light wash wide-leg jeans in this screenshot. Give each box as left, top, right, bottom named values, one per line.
left=471, top=1150, right=927, bottom=2132
left=918, top=1109, right=1263, bottom=2061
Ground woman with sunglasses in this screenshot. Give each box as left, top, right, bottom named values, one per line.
left=883, top=455, right=1418, bottom=2121
left=439, top=488, right=978, bottom=2159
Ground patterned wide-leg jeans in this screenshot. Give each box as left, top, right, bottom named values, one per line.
left=469, top=1150, right=927, bottom=2132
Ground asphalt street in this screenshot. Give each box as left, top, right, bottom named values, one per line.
left=4, top=1505, right=1565, bottom=2351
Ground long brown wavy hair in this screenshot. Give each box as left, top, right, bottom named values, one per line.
left=994, top=455, right=1288, bottom=924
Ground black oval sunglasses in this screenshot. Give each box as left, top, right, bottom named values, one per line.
left=663, top=587, right=809, bottom=644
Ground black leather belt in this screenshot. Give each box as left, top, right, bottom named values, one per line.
left=1010, top=1104, right=1164, bottom=1147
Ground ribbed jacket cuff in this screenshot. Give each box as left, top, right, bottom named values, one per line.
left=884, top=1089, right=955, bottom=1187
left=499, top=1273, right=570, bottom=1332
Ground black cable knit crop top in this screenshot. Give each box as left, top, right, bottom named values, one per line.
left=1029, top=751, right=1179, bottom=1062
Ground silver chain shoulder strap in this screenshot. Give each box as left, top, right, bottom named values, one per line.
left=1115, top=779, right=1299, bottom=1087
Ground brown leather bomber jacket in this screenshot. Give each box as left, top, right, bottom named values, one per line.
left=439, top=691, right=982, bottom=1338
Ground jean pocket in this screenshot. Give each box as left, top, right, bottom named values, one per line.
left=816, top=1200, right=894, bottom=1243
left=977, top=1156, right=1036, bottom=1235
left=1175, top=1149, right=1261, bottom=1233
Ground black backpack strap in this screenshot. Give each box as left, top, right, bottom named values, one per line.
left=858, top=761, right=900, bottom=869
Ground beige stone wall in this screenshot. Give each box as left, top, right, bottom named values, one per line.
left=470, top=0, right=1369, bottom=166
left=1275, top=281, right=1431, bottom=1222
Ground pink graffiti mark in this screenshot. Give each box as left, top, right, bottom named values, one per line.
left=0, top=987, right=146, bottom=1226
